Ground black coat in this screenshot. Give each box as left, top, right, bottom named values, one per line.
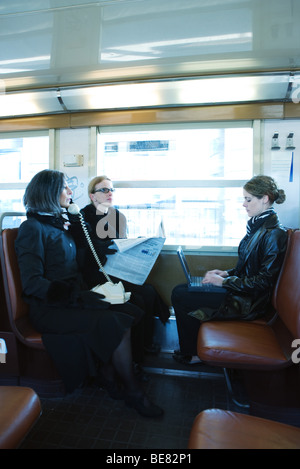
left=217, top=212, right=288, bottom=321
left=15, top=215, right=144, bottom=392
left=190, top=213, right=288, bottom=323
left=81, top=203, right=127, bottom=239
left=76, top=204, right=170, bottom=325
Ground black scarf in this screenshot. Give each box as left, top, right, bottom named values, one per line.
left=246, top=208, right=275, bottom=236
left=27, top=211, right=69, bottom=231
left=235, top=208, right=276, bottom=275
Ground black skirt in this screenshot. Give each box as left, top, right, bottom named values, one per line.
left=29, top=300, right=144, bottom=392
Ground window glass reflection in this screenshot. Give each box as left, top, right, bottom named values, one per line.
left=98, top=125, right=252, bottom=247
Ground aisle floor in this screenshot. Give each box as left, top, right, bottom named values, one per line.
left=20, top=354, right=248, bottom=449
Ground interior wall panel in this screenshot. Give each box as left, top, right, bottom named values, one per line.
left=0, top=102, right=290, bottom=132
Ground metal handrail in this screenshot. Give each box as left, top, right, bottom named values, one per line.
left=0, top=212, right=26, bottom=231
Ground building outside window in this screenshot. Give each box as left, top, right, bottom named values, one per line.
left=0, top=131, right=49, bottom=228
left=97, top=122, right=254, bottom=249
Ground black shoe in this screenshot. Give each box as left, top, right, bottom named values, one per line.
left=172, top=352, right=191, bottom=365
left=144, top=344, right=161, bottom=355
left=94, top=376, right=124, bottom=400
left=125, top=394, right=164, bottom=418
left=172, top=352, right=202, bottom=365
left=133, top=363, right=150, bottom=382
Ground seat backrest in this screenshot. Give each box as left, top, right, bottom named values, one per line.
left=271, top=228, right=294, bottom=310
left=0, top=228, right=29, bottom=324
left=273, top=229, right=300, bottom=339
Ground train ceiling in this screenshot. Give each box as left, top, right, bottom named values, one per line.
left=0, top=0, right=300, bottom=117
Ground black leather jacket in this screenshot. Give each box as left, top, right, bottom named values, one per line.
left=218, top=212, right=288, bottom=321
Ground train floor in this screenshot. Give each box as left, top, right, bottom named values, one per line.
left=19, top=352, right=249, bottom=450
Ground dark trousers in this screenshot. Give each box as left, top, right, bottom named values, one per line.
left=171, top=283, right=227, bottom=356
left=120, top=281, right=168, bottom=363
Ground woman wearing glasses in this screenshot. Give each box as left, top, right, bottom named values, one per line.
left=78, top=176, right=170, bottom=375
left=81, top=176, right=127, bottom=241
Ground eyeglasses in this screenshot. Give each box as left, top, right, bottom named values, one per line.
left=93, top=188, right=115, bottom=194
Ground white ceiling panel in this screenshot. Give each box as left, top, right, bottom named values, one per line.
left=60, top=74, right=291, bottom=111
left=0, top=0, right=299, bottom=116
left=0, top=89, right=63, bottom=117
left=1, top=0, right=299, bottom=89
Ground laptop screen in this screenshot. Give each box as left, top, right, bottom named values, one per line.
left=177, top=246, right=192, bottom=282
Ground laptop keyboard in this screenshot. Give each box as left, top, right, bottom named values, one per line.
left=190, top=276, right=221, bottom=291
left=191, top=276, right=204, bottom=286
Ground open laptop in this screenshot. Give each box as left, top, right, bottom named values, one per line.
left=177, top=246, right=226, bottom=293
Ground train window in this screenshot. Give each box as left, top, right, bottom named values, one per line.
left=0, top=131, right=49, bottom=219
left=97, top=123, right=253, bottom=248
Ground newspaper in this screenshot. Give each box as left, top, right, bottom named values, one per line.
left=104, top=237, right=165, bottom=285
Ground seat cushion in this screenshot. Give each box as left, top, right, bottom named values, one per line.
left=0, top=386, right=41, bottom=449
left=197, top=321, right=289, bottom=370
left=15, top=316, right=44, bottom=348
left=188, top=409, right=300, bottom=449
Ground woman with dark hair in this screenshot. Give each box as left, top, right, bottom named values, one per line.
left=15, top=170, right=163, bottom=418
left=172, top=175, right=288, bottom=365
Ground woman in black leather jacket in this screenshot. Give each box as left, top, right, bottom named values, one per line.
left=172, top=175, right=288, bottom=365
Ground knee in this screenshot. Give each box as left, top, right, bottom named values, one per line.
left=143, top=283, right=156, bottom=294
left=171, top=284, right=187, bottom=306
left=130, top=304, right=146, bottom=325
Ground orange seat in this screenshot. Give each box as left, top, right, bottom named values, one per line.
left=0, top=228, right=64, bottom=396
left=0, top=386, right=41, bottom=449
left=198, top=229, right=300, bottom=371
left=0, top=228, right=43, bottom=349
left=188, top=409, right=300, bottom=449
left=197, top=229, right=300, bottom=419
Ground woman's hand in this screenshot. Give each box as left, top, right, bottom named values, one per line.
left=202, top=269, right=228, bottom=286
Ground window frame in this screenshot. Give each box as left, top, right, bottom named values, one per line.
left=0, top=129, right=52, bottom=189
left=0, top=130, right=51, bottom=225
left=97, top=120, right=261, bottom=253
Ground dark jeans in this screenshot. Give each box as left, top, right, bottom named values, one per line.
left=171, top=283, right=227, bottom=356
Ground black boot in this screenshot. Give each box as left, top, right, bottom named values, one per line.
left=125, top=393, right=164, bottom=418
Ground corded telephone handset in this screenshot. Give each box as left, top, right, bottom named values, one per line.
left=68, top=203, right=131, bottom=304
